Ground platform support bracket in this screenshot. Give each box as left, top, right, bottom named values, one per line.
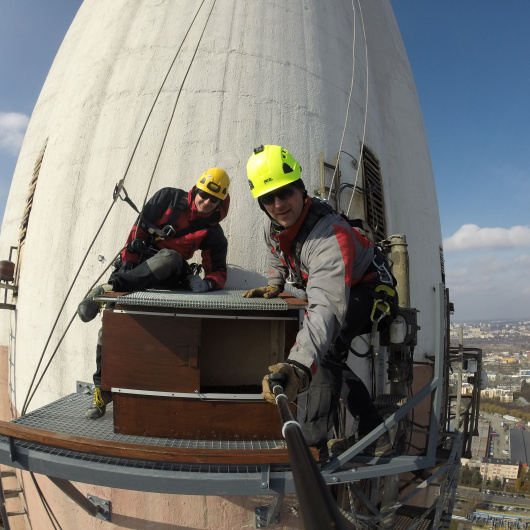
left=76, top=381, right=94, bottom=395
left=255, top=494, right=284, bottom=528
left=48, top=476, right=110, bottom=521
left=260, top=464, right=270, bottom=490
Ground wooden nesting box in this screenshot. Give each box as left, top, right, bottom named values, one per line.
left=101, top=292, right=305, bottom=440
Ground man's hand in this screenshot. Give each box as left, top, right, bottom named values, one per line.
left=242, top=285, right=282, bottom=299
left=261, top=362, right=310, bottom=404
left=187, top=275, right=209, bottom=293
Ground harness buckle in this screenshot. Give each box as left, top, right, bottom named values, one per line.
left=162, top=225, right=176, bottom=238
left=372, top=251, right=394, bottom=285
left=285, top=270, right=304, bottom=289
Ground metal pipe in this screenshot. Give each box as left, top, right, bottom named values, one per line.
left=380, top=234, right=410, bottom=528
left=455, top=327, right=463, bottom=431
left=270, top=376, right=347, bottom=530
left=386, top=234, right=409, bottom=307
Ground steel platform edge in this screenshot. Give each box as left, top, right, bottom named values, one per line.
left=0, top=393, right=427, bottom=496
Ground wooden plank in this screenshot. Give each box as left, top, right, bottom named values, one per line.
left=269, top=320, right=282, bottom=365
left=279, top=292, right=307, bottom=307
left=284, top=320, right=299, bottom=357
left=0, top=420, right=322, bottom=464
left=113, top=394, right=286, bottom=440
left=101, top=311, right=201, bottom=392
left=199, top=319, right=281, bottom=387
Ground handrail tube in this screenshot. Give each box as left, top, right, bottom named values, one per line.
left=272, top=382, right=347, bottom=530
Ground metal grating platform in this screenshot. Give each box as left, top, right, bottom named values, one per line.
left=395, top=505, right=434, bottom=530
left=110, top=289, right=289, bottom=311
left=0, top=393, right=297, bottom=495
left=11, top=393, right=285, bottom=451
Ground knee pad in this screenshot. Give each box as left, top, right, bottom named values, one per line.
left=146, top=249, right=184, bottom=281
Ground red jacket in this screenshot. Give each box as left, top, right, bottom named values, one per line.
left=121, top=187, right=229, bottom=289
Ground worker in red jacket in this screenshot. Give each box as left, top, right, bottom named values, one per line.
left=78, top=168, right=230, bottom=419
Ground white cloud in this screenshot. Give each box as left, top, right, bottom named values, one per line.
left=0, top=112, right=30, bottom=155
left=515, top=254, right=530, bottom=266
left=444, top=252, right=530, bottom=321
left=443, top=224, right=530, bottom=252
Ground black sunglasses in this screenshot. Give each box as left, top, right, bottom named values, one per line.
left=197, top=189, right=221, bottom=203
left=260, top=184, right=297, bottom=205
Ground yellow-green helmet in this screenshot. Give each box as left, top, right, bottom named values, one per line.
left=247, top=145, right=302, bottom=199
left=196, top=168, right=230, bottom=200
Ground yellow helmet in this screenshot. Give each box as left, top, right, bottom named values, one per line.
left=196, top=168, right=230, bottom=200
left=247, top=145, right=302, bottom=199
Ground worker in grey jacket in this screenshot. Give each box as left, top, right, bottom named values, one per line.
left=243, top=144, right=397, bottom=457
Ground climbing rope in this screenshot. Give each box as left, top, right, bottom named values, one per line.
left=21, top=0, right=215, bottom=415
left=323, top=0, right=370, bottom=222
left=134, top=0, right=218, bottom=238
left=327, top=0, right=356, bottom=205
left=30, top=473, right=63, bottom=530
left=345, top=0, right=370, bottom=219
left=21, top=245, right=125, bottom=416
left=20, top=199, right=124, bottom=416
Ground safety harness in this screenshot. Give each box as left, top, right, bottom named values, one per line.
left=278, top=197, right=398, bottom=358
left=114, top=184, right=218, bottom=273
left=115, top=183, right=222, bottom=243
left=114, top=183, right=189, bottom=240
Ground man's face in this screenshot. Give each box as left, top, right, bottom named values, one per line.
left=195, top=189, right=220, bottom=214
left=261, top=184, right=304, bottom=228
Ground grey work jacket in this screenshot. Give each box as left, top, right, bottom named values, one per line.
left=263, top=198, right=375, bottom=374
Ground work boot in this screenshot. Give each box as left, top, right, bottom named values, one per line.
left=363, top=431, right=393, bottom=457
left=328, top=432, right=393, bottom=457
left=77, top=283, right=113, bottom=322
left=85, top=388, right=112, bottom=419
left=328, top=435, right=356, bottom=456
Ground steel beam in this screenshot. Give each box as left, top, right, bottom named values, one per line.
left=48, top=477, right=110, bottom=521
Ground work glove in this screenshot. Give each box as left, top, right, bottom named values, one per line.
left=187, top=274, right=209, bottom=293
left=242, top=285, right=282, bottom=299
left=261, top=362, right=311, bottom=404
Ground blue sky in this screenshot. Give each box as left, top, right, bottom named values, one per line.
left=1, top=1, right=529, bottom=322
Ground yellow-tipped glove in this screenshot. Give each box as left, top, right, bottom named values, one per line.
left=261, top=362, right=311, bottom=404
left=242, top=285, right=282, bottom=299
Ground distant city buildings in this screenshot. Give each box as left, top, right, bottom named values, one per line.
left=452, top=321, right=530, bottom=482
left=449, top=320, right=530, bottom=406
left=480, top=458, right=520, bottom=484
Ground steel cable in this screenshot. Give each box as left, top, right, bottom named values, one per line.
left=134, top=0, right=218, bottom=239
left=345, top=0, right=369, bottom=219
left=327, top=0, right=356, bottom=205
left=323, top=0, right=369, bottom=220
left=20, top=0, right=213, bottom=415
left=30, top=473, right=63, bottom=530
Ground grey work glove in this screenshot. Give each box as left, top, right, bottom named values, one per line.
left=242, top=285, right=282, bottom=299
left=187, top=274, right=209, bottom=293
left=261, top=362, right=310, bottom=404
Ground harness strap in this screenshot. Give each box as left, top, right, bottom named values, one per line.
left=160, top=194, right=189, bottom=237
left=116, top=185, right=204, bottom=241
left=114, top=182, right=171, bottom=239
left=284, top=198, right=335, bottom=288
left=157, top=189, right=221, bottom=240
